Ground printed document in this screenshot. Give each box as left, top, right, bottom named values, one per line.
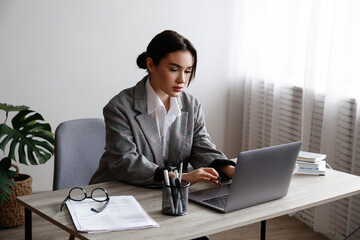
left=66, top=195, right=159, bottom=233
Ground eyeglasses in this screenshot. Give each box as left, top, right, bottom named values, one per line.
left=60, top=187, right=110, bottom=213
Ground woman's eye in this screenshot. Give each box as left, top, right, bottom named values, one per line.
left=170, top=68, right=178, bottom=72
left=185, top=70, right=192, bottom=74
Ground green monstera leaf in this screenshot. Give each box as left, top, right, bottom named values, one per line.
left=0, top=157, right=16, bottom=204
left=0, top=109, right=54, bottom=165
left=0, top=103, right=29, bottom=113
left=0, top=103, right=29, bottom=123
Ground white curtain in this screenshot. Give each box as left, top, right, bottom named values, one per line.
left=227, top=0, right=360, bottom=239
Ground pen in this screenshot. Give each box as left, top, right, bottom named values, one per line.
left=173, top=169, right=183, bottom=214
left=163, top=169, right=175, bottom=214
left=169, top=175, right=178, bottom=214
left=174, top=169, right=179, bottom=181
left=178, top=161, right=184, bottom=214
left=179, top=160, right=183, bottom=182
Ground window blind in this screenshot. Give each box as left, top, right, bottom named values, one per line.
left=327, top=98, right=360, bottom=240
left=241, top=81, right=360, bottom=239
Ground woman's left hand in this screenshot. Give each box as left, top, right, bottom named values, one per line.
left=181, top=167, right=221, bottom=185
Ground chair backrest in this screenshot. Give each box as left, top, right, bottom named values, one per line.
left=53, top=118, right=105, bottom=190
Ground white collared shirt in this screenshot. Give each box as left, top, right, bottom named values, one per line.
left=146, top=78, right=182, bottom=160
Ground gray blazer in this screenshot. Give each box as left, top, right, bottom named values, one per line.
left=90, top=77, right=227, bottom=186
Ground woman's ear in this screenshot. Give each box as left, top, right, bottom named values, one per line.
left=146, top=57, right=154, bottom=73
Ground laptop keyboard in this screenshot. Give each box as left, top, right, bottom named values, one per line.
left=203, top=195, right=229, bottom=209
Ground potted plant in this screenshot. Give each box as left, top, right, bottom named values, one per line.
left=0, top=103, right=54, bottom=227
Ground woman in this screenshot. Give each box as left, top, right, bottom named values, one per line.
left=90, top=30, right=235, bottom=187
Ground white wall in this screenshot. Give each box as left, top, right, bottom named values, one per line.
left=0, top=0, right=236, bottom=192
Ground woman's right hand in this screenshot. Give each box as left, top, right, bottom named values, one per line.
left=181, top=167, right=221, bottom=185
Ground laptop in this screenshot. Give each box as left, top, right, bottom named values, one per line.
left=188, top=141, right=302, bottom=213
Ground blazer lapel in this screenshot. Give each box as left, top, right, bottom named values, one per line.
left=134, top=77, right=164, bottom=167
left=135, top=114, right=164, bottom=167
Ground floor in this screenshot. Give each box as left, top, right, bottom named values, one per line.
left=211, top=215, right=328, bottom=240
left=0, top=214, right=329, bottom=240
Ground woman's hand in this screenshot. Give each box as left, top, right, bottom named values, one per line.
left=181, top=168, right=221, bottom=185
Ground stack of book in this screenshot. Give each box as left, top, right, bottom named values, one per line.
left=296, top=151, right=327, bottom=176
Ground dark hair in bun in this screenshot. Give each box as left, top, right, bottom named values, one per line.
left=136, top=52, right=148, bottom=69
left=136, top=30, right=197, bottom=84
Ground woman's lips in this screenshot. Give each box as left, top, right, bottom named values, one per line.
left=173, top=87, right=183, bottom=92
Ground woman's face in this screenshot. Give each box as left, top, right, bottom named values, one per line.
left=147, top=50, right=193, bottom=102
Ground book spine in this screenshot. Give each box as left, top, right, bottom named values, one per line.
left=299, top=167, right=320, bottom=171
left=296, top=170, right=325, bottom=176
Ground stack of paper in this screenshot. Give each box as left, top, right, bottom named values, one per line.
left=66, top=195, right=159, bottom=233
left=296, top=151, right=327, bottom=176
left=297, top=151, right=326, bottom=163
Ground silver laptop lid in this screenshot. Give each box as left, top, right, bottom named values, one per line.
left=224, top=141, right=301, bottom=212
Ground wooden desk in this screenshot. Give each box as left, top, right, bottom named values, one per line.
left=17, top=169, right=360, bottom=240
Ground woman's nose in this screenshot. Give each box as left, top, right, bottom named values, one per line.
left=177, top=72, right=186, bottom=83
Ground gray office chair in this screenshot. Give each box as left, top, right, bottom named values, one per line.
left=53, top=118, right=105, bottom=190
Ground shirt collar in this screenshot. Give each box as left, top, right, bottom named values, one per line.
left=146, top=78, right=163, bottom=114
left=146, top=78, right=181, bottom=117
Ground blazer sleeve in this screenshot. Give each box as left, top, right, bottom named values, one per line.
left=101, top=104, right=158, bottom=186
left=189, top=102, right=228, bottom=169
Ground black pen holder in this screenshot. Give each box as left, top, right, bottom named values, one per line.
left=162, top=180, right=190, bottom=216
